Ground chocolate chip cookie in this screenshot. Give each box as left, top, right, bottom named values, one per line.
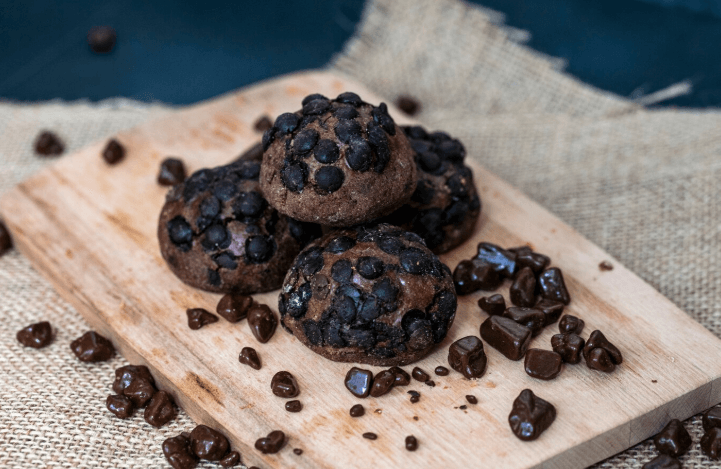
left=378, top=126, right=481, bottom=253
left=158, top=160, right=321, bottom=294
left=278, top=224, right=457, bottom=366
left=259, top=92, right=417, bottom=226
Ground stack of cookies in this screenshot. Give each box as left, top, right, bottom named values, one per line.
left=158, top=92, right=481, bottom=366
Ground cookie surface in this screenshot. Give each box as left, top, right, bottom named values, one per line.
left=278, top=224, right=457, bottom=366
left=158, top=161, right=321, bottom=294
left=379, top=126, right=481, bottom=253
left=259, top=92, right=417, bottom=226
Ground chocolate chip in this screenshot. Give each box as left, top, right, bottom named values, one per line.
left=412, top=367, right=430, bottom=383
left=346, top=136, right=373, bottom=172
left=369, top=370, right=396, bottom=397
left=254, top=115, right=273, bottom=132
left=87, top=26, right=116, bottom=53
left=106, top=394, right=134, bottom=419
left=219, top=451, right=241, bottom=467
left=396, top=96, right=420, bottom=116
left=285, top=400, right=302, bottom=412
left=271, top=371, right=300, bottom=398
left=510, top=246, right=550, bottom=275
left=217, top=294, right=253, bottom=323
left=312, top=139, right=340, bottom=164
left=350, top=404, right=365, bottom=417
left=372, top=103, right=396, bottom=135
left=453, top=259, right=502, bottom=295
left=102, top=138, right=124, bottom=164
left=434, top=366, right=450, bottom=376
left=16, top=321, right=53, bottom=348
left=255, top=430, right=285, bottom=454
left=480, top=315, right=532, bottom=361
left=239, top=346, right=261, bottom=370
left=262, top=128, right=276, bottom=151
left=234, top=191, right=266, bottom=221
left=508, top=389, right=556, bottom=441
left=372, top=277, right=399, bottom=303
left=551, top=333, right=585, bottom=364
left=653, top=419, right=692, bottom=457
left=558, top=314, right=584, bottom=334
left=247, top=304, right=277, bottom=343
left=701, top=427, right=721, bottom=460
left=163, top=433, right=198, bottom=469
left=281, top=162, right=307, bottom=192
left=583, top=330, right=622, bottom=372
left=334, top=105, right=359, bottom=120
left=336, top=92, right=362, bottom=106
left=357, top=256, right=384, bottom=279
left=234, top=142, right=264, bottom=163
left=510, top=267, right=537, bottom=307
left=167, top=216, right=193, bottom=249
left=203, top=223, right=229, bottom=250
left=191, top=425, right=230, bottom=461
left=144, top=390, right=176, bottom=428
left=303, top=98, right=330, bottom=115
left=524, top=349, right=563, bottom=380
left=400, top=248, right=434, bottom=275
left=599, top=261, right=614, bottom=271
left=70, top=331, right=115, bottom=362
left=448, top=336, right=487, bottom=379
left=34, top=131, right=65, bottom=156
left=389, top=366, right=410, bottom=386
left=245, top=235, right=275, bottom=264
left=405, top=435, right=419, bottom=451
left=538, top=267, right=571, bottom=305
left=408, top=390, right=420, bottom=403
left=186, top=308, right=218, bottom=330
left=362, top=432, right=378, bottom=440
left=345, top=367, right=373, bottom=398
left=315, top=166, right=344, bottom=193
left=535, top=299, right=564, bottom=326
left=478, top=294, right=506, bottom=316
left=367, top=124, right=391, bottom=173
left=302, top=93, right=328, bottom=106
left=642, top=454, right=682, bottom=469
left=503, top=307, right=545, bottom=337
left=585, top=347, right=615, bottom=372
left=293, top=129, right=319, bottom=154
left=466, top=395, right=478, bottom=405
left=703, top=407, right=721, bottom=431
left=113, top=365, right=156, bottom=407
left=274, top=113, right=300, bottom=135
left=476, top=243, right=517, bottom=278
left=334, top=119, right=362, bottom=144
left=158, top=158, right=187, bottom=186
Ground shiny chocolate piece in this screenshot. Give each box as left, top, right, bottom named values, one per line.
left=448, top=335, right=487, bottom=379
left=510, top=246, right=550, bottom=275
left=370, top=369, right=396, bottom=397
left=642, top=454, right=681, bottom=469
left=271, top=371, right=300, bottom=398
left=425, top=379, right=436, bottom=387
left=503, top=307, right=545, bottom=337
left=453, top=259, right=502, bottom=295
left=113, top=365, right=155, bottom=394
left=412, top=367, right=430, bottom=382
left=476, top=242, right=517, bottom=278
left=158, top=158, right=187, bottom=186
left=247, top=303, right=277, bottom=343
left=345, top=367, right=373, bottom=398
left=558, top=314, right=584, bottom=334
left=510, top=267, right=536, bottom=307
left=234, top=142, right=264, bottom=163
left=389, top=366, right=410, bottom=386
left=405, top=435, right=418, bottom=451
left=87, top=26, right=116, bottom=53
left=186, top=308, right=218, bottom=330
left=478, top=294, right=505, bottom=316
left=239, top=347, right=261, bottom=370
left=703, top=407, right=721, bottom=431
left=106, top=394, right=134, bottom=419
left=653, top=419, right=692, bottom=457
left=434, top=366, right=450, bottom=376
left=219, top=451, right=241, bottom=467
left=702, top=427, right=721, bottom=460
left=466, top=395, right=478, bottom=405
left=34, top=131, right=65, bottom=156
left=163, top=433, right=198, bottom=469
left=102, top=138, right=124, bottom=164
left=535, top=299, right=564, bottom=326
left=585, top=347, right=616, bottom=372
left=190, top=425, right=230, bottom=461
left=70, top=331, right=115, bottom=362
left=254, top=115, right=273, bottom=132
left=255, top=430, right=286, bottom=454
left=481, top=316, right=532, bottom=361
left=293, top=448, right=303, bottom=455
left=144, top=390, right=176, bottom=428
left=508, top=389, right=556, bottom=441
left=16, top=321, right=53, bottom=348
left=0, top=221, right=13, bottom=256
left=362, top=432, right=378, bottom=440
left=350, top=404, right=365, bottom=417
left=538, top=268, right=570, bottom=305
left=408, top=390, right=420, bottom=403
left=396, top=96, right=420, bottom=116
left=217, top=293, right=253, bottom=323
left=551, top=333, right=585, bottom=364
left=285, top=400, right=302, bottom=412
left=524, top=349, right=563, bottom=380
left=583, top=330, right=623, bottom=369
left=599, top=261, right=614, bottom=271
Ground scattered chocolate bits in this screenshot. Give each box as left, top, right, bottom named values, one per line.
left=425, top=380, right=436, bottom=387
left=475, top=242, right=517, bottom=278
left=0, top=221, right=13, bottom=256
left=703, top=407, right=721, bottom=431
left=345, top=367, right=373, bottom=398
left=106, top=394, right=134, bottom=419
left=583, top=330, right=622, bottom=373
left=247, top=303, right=277, bottom=343
left=219, top=451, right=241, bottom=467
left=478, top=294, right=505, bottom=316
left=158, top=158, right=187, bottom=186
left=254, top=115, right=273, bottom=132
left=239, top=346, right=261, bottom=370
left=102, top=138, right=125, bottom=165
left=405, top=435, right=419, bottom=451
left=412, top=367, right=430, bottom=383
left=271, top=371, right=300, bottom=398
left=459, top=405, right=467, bottom=410
left=558, top=314, right=584, bottom=334
left=362, top=432, right=378, bottom=440
left=434, top=366, right=449, bottom=376
left=350, top=404, right=365, bottom=417
left=285, top=400, right=302, bottom=412
left=390, top=366, right=411, bottom=386
left=255, top=430, right=286, bottom=454
left=510, top=267, right=537, bottom=307
left=190, top=425, right=230, bottom=461
left=163, top=433, right=198, bottom=469
left=448, top=335, right=487, bottom=379
left=480, top=315, right=532, bottom=361
left=34, top=131, right=65, bottom=156
left=503, top=307, right=545, bottom=337
left=87, top=26, right=116, bottom=53
left=186, top=308, right=218, bottom=330
left=144, top=390, right=176, bottom=428
left=112, top=364, right=157, bottom=407
left=396, top=96, right=420, bottom=116
left=293, top=448, right=303, bottom=456
left=524, top=349, right=563, bottom=380
left=370, top=369, right=396, bottom=398
left=217, top=293, right=253, bottom=322
left=16, top=321, right=53, bottom=348
left=653, top=419, right=691, bottom=458
left=466, top=395, right=478, bottom=405
left=551, top=333, right=585, bottom=364
left=599, top=261, right=614, bottom=271
left=702, top=427, right=721, bottom=460
left=508, top=389, right=556, bottom=441
left=538, top=267, right=570, bottom=305
left=408, top=390, right=420, bottom=403
left=453, top=259, right=501, bottom=295
left=70, top=331, right=115, bottom=362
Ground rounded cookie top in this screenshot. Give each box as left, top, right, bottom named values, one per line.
left=278, top=224, right=457, bottom=366
left=379, top=126, right=481, bottom=254
left=259, top=92, right=417, bottom=227
left=158, top=160, right=321, bottom=294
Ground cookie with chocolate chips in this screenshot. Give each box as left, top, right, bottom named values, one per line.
left=279, top=224, right=457, bottom=366
left=158, top=160, right=321, bottom=293
left=377, top=126, right=480, bottom=254
left=259, top=92, right=417, bottom=226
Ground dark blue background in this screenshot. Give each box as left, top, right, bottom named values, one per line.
left=1, top=0, right=720, bottom=107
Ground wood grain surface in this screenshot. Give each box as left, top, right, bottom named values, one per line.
left=2, top=71, right=720, bottom=469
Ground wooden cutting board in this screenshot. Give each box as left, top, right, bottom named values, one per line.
left=2, top=70, right=720, bottom=469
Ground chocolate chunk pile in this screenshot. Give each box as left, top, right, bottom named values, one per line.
left=163, top=424, right=242, bottom=468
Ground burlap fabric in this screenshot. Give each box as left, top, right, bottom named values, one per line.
left=1, top=0, right=720, bottom=466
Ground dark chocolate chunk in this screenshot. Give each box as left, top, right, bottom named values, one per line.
left=434, top=366, right=450, bottom=376
left=239, top=346, right=261, bottom=370
left=408, top=390, right=420, bottom=403
left=303, top=98, right=330, bottom=115
left=503, top=307, right=545, bottom=337
left=337, top=92, right=362, bottom=106
left=255, top=430, right=286, bottom=454
left=558, top=314, right=584, bottom=335
left=448, top=336, right=487, bottom=379
left=216, top=293, right=253, bottom=323
left=158, top=158, right=187, bottom=186
left=478, top=294, right=506, bottom=316
left=16, top=321, right=53, bottom=348
left=102, top=138, right=124, bottom=164
left=370, top=369, right=396, bottom=397
left=34, top=131, right=65, bottom=156
left=389, top=366, right=410, bottom=386
left=551, top=333, right=585, bottom=364
left=510, top=267, right=537, bottom=307
left=510, top=246, right=550, bottom=275
left=281, top=162, right=307, bottom=192
left=412, top=367, right=430, bottom=383
left=87, top=26, right=116, bottom=53
left=274, top=113, right=300, bottom=135
left=113, top=365, right=155, bottom=395
left=70, top=331, right=115, bottom=362
left=453, top=259, right=502, bottom=295
left=466, top=395, right=478, bottom=405
left=335, top=119, right=363, bottom=144
left=302, top=93, right=328, bottom=106
left=538, top=268, right=571, bottom=305
left=400, top=248, right=434, bottom=275
left=350, top=404, right=365, bottom=417
left=480, top=315, right=532, bottom=361
left=346, top=136, right=373, bottom=172
left=144, top=390, right=176, bottom=428
left=357, top=256, right=384, bottom=279
left=124, top=378, right=157, bottom=408
left=293, top=129, right=320, bottom=153
left=315, top=166, right=344, bottom=193
left=396, top=96, right=420, bottom=116
left=106, top=394, right=134, bottom=419
left=254, top=115, right=273, bottom=132
left=524, top=349, right=563, bottom=380
left=702, top=427, right=721, bottom=460
left=405, top=435, right=419, bottom=451
left=234, top=142, right=264, bottom=163
left=247, top=304, right=277, bottom=343
left=476, top=243, right=517, bottom=278
left=191, top=425, right=230, bottom=461
left=535, top=299, right=564, bottom=326
left=335, top=105, right=359, bottom=120
left=583, top=330, right=623, bottom=367
left=271, top=371, right=300, bottom=398
left=285, top=400, right=302, bottom=412
left=313, top=139, right=340, bottom=164
left=585, top=347, right=616, bottom=372
left=345, top=367, right=373, bottom=398
left=168, top=216, right=193, bottom=248
left=599, top=261, right=614, bottom=271
left=362, top=432, right=378, bottom=440
left=703, top=407, right=721, bottom=431
left=642, top=454, right=681, bottom=469
left=163, top=433, right=198, bottom=469
left=653, top=419, right=692, bottom=457
left=219, top=451, right=241, bottom=467
left=245, top=235, right=275, bottom=264
left=508, top=389, right=556, bottom=441
left=0, top=221, right=11, bottom=256
left=186, top=308, right=218, bottom=330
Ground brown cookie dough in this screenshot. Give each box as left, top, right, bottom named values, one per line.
left=278, top=224, right=457, bottom=366
left=158, top=160, right=321, bottom=294
left=259, top=92, right=417, bottom=226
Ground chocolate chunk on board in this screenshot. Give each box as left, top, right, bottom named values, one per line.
left=538, top=267, right=571, bottom=305
left=190, top=425, right=230, bottom=461
left=535, top=298, right=564, bottom=326
left=478, top=294, right=505, bottom=316
left=255, top=430, right=286, bottom=454
left=558, top=314, right=584, bottom=334
left=247, top=303, right=277, bottom=343
left=187, top=308, right=218, bottom=330
left=583, top=330, right=622, bottom=372
left=271, top=371, right=300, bottom=398
left=480, top=315, right=532, bottom=361
left=510, top=267, right=536, bottom=307
left=217, top=293, right=253, bottom=322
left=551, top=333, right=585, bottom=364
left=503, top=307, right=545, bottom=337
left=158, top=158, right=187, bottom=186
left=370, top=369, right=396, bottom=397
left=508, top=389, right=556, bottom=441
left=345, top=367, right=373, bottom=398
left=350, top=404, right=365, bottom=417
left=524, top=349, right=563, bottom=380
left=447, top=335, right=487, bottom=379
left=239, top=346, right=261, bottom=370
left=163, top=433, right=198, bottom=469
